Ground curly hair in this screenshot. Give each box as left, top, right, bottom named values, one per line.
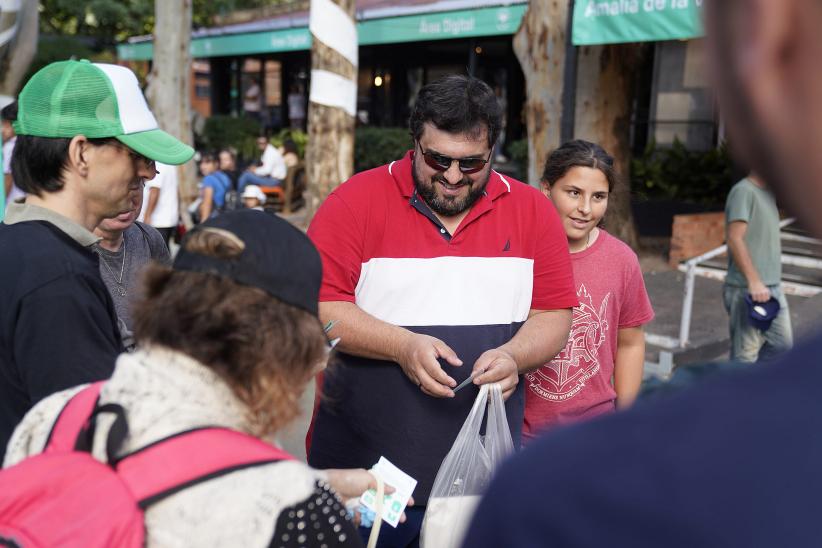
left=132, top=229, right=327, bottom=437
left=409, top=74, right=502, bottom=148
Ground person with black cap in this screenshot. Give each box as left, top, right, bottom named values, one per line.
left=0, top=59, right=194, bottom=458
left=4, top=210, right=392, bottom=546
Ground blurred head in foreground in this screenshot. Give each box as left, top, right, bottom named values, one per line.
left=706, top=0, right=822, bottom=234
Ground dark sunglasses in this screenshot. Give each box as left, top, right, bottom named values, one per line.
left=416, top=141, right=492, bottom=174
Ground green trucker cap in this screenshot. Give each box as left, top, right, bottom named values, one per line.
left=14, top=59, right=194, bottom=165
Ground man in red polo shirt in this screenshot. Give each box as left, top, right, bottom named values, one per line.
left=307, top=75, right=576, bottom=546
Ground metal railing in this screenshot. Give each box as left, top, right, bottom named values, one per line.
left=675, top=217, right=797, bottom=348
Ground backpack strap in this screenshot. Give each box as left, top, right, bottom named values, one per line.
left=217, top=170, right=233, bottom=191
left=44, top=381, right=105, bottom=453
left=114, top=427, right=295, bottom=509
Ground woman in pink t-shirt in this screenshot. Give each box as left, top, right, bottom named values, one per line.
left=523, top=140, right=654, bottom=441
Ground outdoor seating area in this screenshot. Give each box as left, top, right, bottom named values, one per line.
left=261, top=163, right=306, bottom=214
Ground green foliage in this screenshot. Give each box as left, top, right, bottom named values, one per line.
left=508, top=138, right=528, bottom=179
left=23, top=35, right=97, bottom=86
left=39, top=0, right=154, bottom=46
left=631, top=139, right=735, bottom=206
left=354, top=127, right=412, bottom=173
left=201, top=115, right=261, bottom=161
left=192, top=0, right=276, bottom=29
left=270, top=128, right=308, bottom=158
left=38, top=0, right=279, bottom=47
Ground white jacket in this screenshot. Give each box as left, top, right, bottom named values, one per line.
left=254, top=144, right=288, bottom=180
left=4, top=345, right=360, bottom=548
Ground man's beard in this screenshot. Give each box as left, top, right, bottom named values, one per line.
left=412, top=158, right=490, bottom=217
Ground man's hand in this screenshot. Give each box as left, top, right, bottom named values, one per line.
left=396, top=333, right=462, bottom=398
left=749, top=279, right=771, bottom=302
left=471, top=348, right=519, bottom=400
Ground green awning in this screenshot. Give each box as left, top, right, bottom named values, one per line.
left=118, top=4, right=527, bottom=61
left=572, top=0, right=703, bottom=46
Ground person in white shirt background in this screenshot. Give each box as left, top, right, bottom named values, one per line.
left=238, top=135, right=287, bottom=191
left=139, top=161, right=179, bottom=246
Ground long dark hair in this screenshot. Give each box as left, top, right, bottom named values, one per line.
left=542, top=139, right=618, bottom=192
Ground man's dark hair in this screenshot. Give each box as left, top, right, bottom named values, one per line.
left=409, top=75, right=502, bottom=148
left=199, top=151, right=217, bottom=163
left=1, top=101, right=17, bottom=122
left=11, top=136, right=116, bottom=197
left=11, top=135, right=71, bottom=196
left=283, top=139, right=298, bottom=155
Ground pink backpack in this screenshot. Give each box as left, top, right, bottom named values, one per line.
left=0, top=382, right=294, bottom=547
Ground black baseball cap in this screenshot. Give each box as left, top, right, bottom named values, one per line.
left=173, top=210, right=322, bottom=317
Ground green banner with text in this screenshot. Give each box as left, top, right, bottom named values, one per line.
left=572, top=0, right=703, bottom=46
left=117, top=5, right=527, bottom=61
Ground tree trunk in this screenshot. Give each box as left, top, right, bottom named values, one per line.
left=304, top=0, right=357, bottom=222
left=512, top=0, right=568, bottom=187
left=0, top=0, right=38, bottom=103
left=574, top=44, right=648, bottom=248
left=148, top=0, right=197, bottom=216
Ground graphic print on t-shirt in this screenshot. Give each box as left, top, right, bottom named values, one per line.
left=527, top=284, right=610, bottom=401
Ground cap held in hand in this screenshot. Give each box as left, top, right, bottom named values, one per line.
left=744, top=294, right=781, bottom=331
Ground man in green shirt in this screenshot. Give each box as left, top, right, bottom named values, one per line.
left=724, top=173, right=793, bottom=362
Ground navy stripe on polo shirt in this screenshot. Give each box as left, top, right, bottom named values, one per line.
left=307, top=151, right=577, bottom=504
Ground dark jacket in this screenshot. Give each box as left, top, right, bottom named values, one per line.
left=464, top=334, right=822, bottom=548
left=0, top=220, right=121, bottom=457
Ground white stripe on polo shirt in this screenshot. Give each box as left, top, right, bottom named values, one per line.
left=354, top=256, right=533, bottom=327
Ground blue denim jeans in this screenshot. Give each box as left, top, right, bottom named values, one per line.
left=723, top=284, right=793, bottom=362
left=238, top=171, right=282, bottom=193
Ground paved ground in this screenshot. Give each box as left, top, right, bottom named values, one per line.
left=641, top=262, right=822, bottom=366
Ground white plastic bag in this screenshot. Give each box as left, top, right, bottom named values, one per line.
left=420, top=383, right=514, bottom=548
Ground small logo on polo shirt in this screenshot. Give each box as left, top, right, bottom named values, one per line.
left=502, top=238, right=510, bottom=252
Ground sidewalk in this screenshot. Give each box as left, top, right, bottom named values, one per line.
left=641, top=264, right=821, bottom=368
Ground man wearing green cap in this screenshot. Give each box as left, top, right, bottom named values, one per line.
left=0, top=60, right=194, bottom=457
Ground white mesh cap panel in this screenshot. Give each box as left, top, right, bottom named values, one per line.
left=94, top=63, right=158, bottom=134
